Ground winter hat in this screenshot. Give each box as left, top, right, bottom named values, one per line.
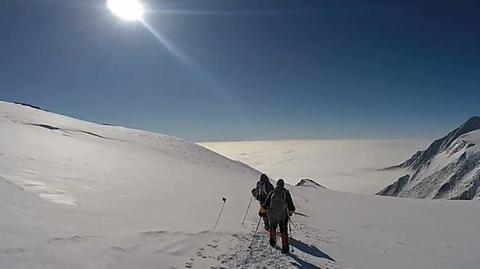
left=277, top=179, right=285, bottom=187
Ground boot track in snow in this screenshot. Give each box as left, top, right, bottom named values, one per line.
left=185, top=217, right=341, bottom=269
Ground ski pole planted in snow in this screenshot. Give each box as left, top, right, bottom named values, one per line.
left=248, top=216, right=262, bottom=249
left=241, top=195, right=254, bottom=227
left=213, top=197, right=227, bottom=232
left=288, top=218, right=294, bottom=253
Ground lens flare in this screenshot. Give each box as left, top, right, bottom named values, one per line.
left=107, top=0, right=144, bottom=21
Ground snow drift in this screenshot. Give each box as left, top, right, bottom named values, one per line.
left=378, top=116, right=480, bottom=200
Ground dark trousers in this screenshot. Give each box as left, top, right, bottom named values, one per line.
left=262, top=216, right=269, bottom=228
left=269, top=217, right=290, bottom=252
left=269, top=217, right=288, bottom=236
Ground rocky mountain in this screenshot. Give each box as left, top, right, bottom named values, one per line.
left=378, top=117, right=480, bottom=200
left=296, top=178, right=326, bottom=188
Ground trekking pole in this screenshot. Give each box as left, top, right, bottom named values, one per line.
left=241, top=195, right=254, bottom=227
left=289, top=215, right=298, bottom=229
left=213, top=197, right=227, bottom=232
left=248, top=216, right=262, bottom=249
left=288, top=218, right=294, bottom=253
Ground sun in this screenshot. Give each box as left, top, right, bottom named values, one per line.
left=107, top=0, right=145, bottom=21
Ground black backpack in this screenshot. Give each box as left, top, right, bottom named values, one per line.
left=267, top=188, right=288, bottom=221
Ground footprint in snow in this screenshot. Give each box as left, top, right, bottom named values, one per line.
left=47, top=235, right=99, bottom=245
left=2, top=248, right=30, bottom=255
left=207, top=243, right=218, bottom=249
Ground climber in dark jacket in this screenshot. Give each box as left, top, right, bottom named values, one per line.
left=262, top=179, right=295, bottom=254
left=251, top=174, right=275, bottom=230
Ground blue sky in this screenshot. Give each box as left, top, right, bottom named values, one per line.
left=1, top=0, right=479, bottom=141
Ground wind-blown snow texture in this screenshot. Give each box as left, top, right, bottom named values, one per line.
left=1, top=101, right=480, bottom=269
left=378, top=117, right=480, bottom=200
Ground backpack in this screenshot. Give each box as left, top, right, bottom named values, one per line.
left=258, top=181, right=268, bottom=196
left=252, top=181, right=268, bottom=201
left=267, top=188, right=288, bottom=221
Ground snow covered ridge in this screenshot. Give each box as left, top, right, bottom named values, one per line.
left=378, top=116, right=480, bottom=200
left=13, top=102, right=43, bottom=111
left=0, top=100, right=261, bottom=206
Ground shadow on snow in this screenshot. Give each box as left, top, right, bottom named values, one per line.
left=288, top=238, right=335, bottom=269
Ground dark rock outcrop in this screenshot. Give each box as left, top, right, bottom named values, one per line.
left=14, top=102, right=43, bottom=111
left=296, top=179, right=326, bottom=188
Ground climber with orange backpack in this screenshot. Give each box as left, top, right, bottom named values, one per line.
left=251, top=174, right=275, bottom=230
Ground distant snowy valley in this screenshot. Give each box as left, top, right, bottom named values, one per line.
left=200, top=140, right=430, bottom=194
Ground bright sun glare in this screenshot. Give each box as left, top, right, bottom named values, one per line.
left=107, top=0, right=144, bottom=21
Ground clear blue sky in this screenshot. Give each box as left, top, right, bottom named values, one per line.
left=1, top=0, right=479, bottom=141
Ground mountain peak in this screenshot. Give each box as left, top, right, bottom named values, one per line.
left=392, top=116, right=480, bottom=170
left=379, top=116, right=480, bottom=200
left=296, top=179, right=326, bottom=188
left=459, top=116, right=480, bottom=131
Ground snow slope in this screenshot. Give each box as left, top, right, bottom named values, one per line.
left=1, top=101, right=480, bottom=269
left=379, top=117, right=480, bottom=200
left=0, top=101, right=263, bottom=268
left=200, top=139, right=429, bottom=193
